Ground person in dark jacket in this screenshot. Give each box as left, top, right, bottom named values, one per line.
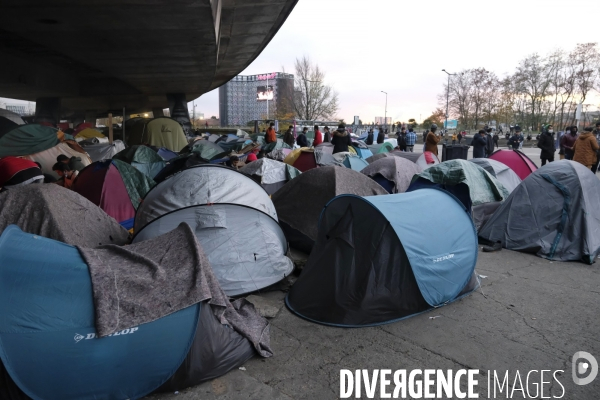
left=485, top=128, right=494, bottom=157
left=472, top=130, right=488, bottom=158
left=508, top=127, right=522, bottom=150
left=396, top=127, right=407, bottom=151
left=365, top=129, right=374, bottom=145
left=331, top=124, right=352, bottom=154
left=296, top=127, right=309, bottom=147
left=323, top=126, right=331, bottom=143
left=493, top=133, right=499, bottom=149
left=537, top=124, right=556, bottom=166
left=560, top=126, right=578, bottom=160
left=283, top=126, right=295, bottom=148
left=376, top=128, right=385, bottom=144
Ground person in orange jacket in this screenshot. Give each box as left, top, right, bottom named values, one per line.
left=265, top=122, right=276, bottom=143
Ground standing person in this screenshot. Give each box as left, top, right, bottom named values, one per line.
left=283, top=125, right=295, bottom=148
left=396, top=127, right=407, bottom=151
left=405, top=127, right=417, bottom=152
left=591, top=122, right=600, bottom=173
left=312, top=125, right=323, bottom=147
left=485, top=128, right=494, bottom=157
left=537, top=124, right=556, bottom=166
left=331, top=123, right=352, bottom=154
left=365, top=128, right=374, bottom=145
left=376, top=128, right=385, bottom=144
left=572, top=127, right=599, bottom=169
left=493, top=132, right=499, bottom=149
left=508, top=127, right=522, bottom=150
left=265, top=122, right=276, bottom=144
left=560, top=126, right=578, bottom=160
left=457, top=131, right=463, bottom=144
left=518, top=131, right=525, bottom=150
left=451, top=132, right=457, bottom=145
left=323, top=126, right=331, bottom=143
left=556, top=130, right=565, bottom=159
left=424, top=124, right=441, bottom=156
left=472, top=130, right=488, bottom=158
left=296, top=127, right=309, bottom=147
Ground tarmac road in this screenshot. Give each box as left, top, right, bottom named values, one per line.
left=146, top=247, right=600, bottom=399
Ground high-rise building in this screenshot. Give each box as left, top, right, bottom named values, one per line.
left=219, top=72, right=294, bottom=127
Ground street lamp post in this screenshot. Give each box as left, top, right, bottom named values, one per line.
left=442, top=70, right=455, bottom=133
left=381, top=91, right=388, bottom=133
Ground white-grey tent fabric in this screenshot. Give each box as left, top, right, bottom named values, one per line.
left=133, top=204, right=293, bottom=296
left=470, top=158, right=521, bottom=193
left=80, top=140, right=126, bottom=162
left=239, top=158, right=290, bottom=185
left=0, top=109, right=25, bottom=124
left=361, top=157, right=423, bottom=193
left=134, top=165, right=278, bottom=232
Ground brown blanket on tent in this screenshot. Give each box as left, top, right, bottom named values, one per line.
left=77, top=223, right=272, bottom=357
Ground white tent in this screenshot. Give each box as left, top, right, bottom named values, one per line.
left=470, top=158, right=522, bottom=193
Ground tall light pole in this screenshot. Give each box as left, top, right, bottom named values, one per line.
left=442, top=70, right=455, bottom=133
left=381, top=91, right=388, bottom=132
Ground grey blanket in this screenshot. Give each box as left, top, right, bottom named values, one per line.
left=78, top=223, right=272, bottom=357
left=0, top=184, right=129, bottom=247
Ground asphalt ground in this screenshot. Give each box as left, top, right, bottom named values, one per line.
left=147, top=146, right=600, bottom=399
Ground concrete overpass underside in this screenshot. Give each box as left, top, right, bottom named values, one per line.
left=0, top=0, right=298, bottom=122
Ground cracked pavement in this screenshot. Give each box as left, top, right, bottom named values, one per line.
left=146, top=247, right=600, bottom=399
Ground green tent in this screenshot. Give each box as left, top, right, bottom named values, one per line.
left=126, top=117, right=188, bottom=152
left=367, top=142, right=395, bottom=154
left=113, top=145, right=166, bottom=179
left=191, top=140, right=228, bottom=161
left=0, top=124, right=59, bottom=157
left=411, top=159, right=509, bottom=206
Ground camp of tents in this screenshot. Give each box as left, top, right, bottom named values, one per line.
left=2, top=119, right=600, bottom=399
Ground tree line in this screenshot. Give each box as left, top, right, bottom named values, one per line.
left=438, top=43, right=600, bottom=132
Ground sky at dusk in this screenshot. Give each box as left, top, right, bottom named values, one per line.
left=194, top=0, right=600, bottom=123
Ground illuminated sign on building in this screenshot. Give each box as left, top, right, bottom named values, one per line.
left=257, top=73, right=277, bottom=81
left=256, top=86, right=274, bottom=101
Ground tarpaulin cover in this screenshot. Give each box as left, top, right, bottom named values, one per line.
left=285, top=189, right=478, bottom=327
left=22, top=142, right=92, bottom=179
left=272, top=166, right=388, bottom=253
left=412, top=159, right=509, bottom=206
left=134, top=164, right=277, bottom=232
left=133, top=205, right=294, bottom=296
left=489, top=149, right=538, bottom=180
left=0, top=184, right=129, bottom=247
left=479, top=160, right=600, bottom=264
left=0, top=125, right=59, bottom=158
left=470, top=158, right=522, bottom=193
left=361, top=156, right=422, bottom=193
left=79, top=140, right=125, bottom=162
left=0, top=226, right=199, bottom=400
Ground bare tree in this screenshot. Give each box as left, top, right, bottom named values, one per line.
left=292, top=56, right=339, bottom=121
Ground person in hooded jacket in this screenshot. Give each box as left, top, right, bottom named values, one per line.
left=365, top=129, right=374, bottom=145
left=376, top=128, right=385, bottom=144
left=323, top=126, right=331, bottom=143
left=472, top=130, right=488, bottom=158
left=424, top=124, right=441, bottom=156
left=573, top=127, right=599, bottom=169
left=331, top=123, right=352, bottom=154
left=537, top=124, right=556, bottom=166
left=485, top=128, right=494, bottom=157
left=560, top=126, right=578, bottom=160
left=282, top=126, right=295, bottom=148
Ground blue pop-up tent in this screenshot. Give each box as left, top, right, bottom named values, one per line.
left=0, top=226, right=255, bottom=400
left=286, top=189, right=479, bottom=327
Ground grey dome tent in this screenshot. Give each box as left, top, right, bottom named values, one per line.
left=469, top=158, right=521, bottom=193
left=135, top=164, right=278, bottom=232
left=361, top=156, right=423, bottom=193
left=272, top=166, right=388, bottom=253
left=239, top=158, right=301, bottom=195
left=0, top=226, right=258, bottom=400
left=408, top=159, right=510, bottom=231
left=0, top=184, right=129, bottom=247
left=133, top=165, right=292, bottom=296
left=286, top=189, right=479, bottom=327
left=479, top=160, right=600, bottom=264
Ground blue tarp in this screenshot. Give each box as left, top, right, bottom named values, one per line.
left=363, top=189, right=478, bottom=306
left=0, top=226, right=199, bottom=400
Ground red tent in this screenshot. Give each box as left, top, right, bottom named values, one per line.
left=488, top=149, right=537, bottom=180
left=293, top=151, right=318, bottom=172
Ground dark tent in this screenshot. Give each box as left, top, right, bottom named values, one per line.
left=239, top=158, right=302, bottom=195
left=286, top=189, right=479, bottom=327
left=272, top=166, right=388, bottom=253
left=0, top=226, right=259, bottom=400
left=361, top=156, right=422, bottom=193
left=0, top=117, right=19, bottom=138
left=113, top=145, right=166, bottom=179
left=0, top=184, right=129, bottom=247
left=479, top=160, right=600, bottom=264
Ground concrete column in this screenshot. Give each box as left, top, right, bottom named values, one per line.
left=34, top=97, right=61, bottom=126
left=84, top=110, right=97, bottom=126
left=167, top=93, right=192, bottom=134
